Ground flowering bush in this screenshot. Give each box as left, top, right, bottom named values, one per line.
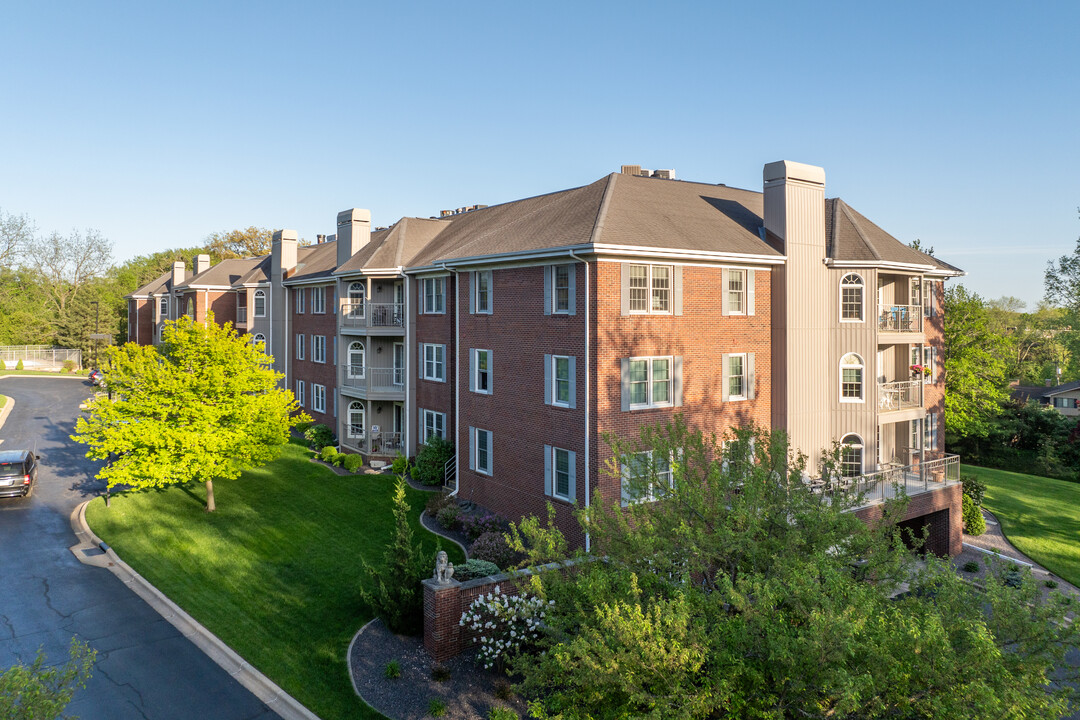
left=460, top=586, right=550, bottom=670
left=437, top=505, right=461, bottom=530
left=470, top=531, right=522, bottom=569
left=461, top=512, right=508, bottom=542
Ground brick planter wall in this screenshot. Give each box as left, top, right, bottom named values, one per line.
left=423, top=571, right=526, bottom=662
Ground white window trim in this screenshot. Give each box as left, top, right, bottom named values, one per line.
left=296, top=333, right=304, bottom=360
left=727, top=352, right=748, bottom=401
left=473, top=427, right=493, bottom=475
left=922, top=346, right=936, bottom=385
left=621, top=450, right=675, bottom=506
left=296, top=288, right=305, bottom=314
left=422, top=277, right=446, bottom=315
left=422, top=409, right=446, bottom=442
left=312, top=384, right=326, bottom=413
left=347, top=401, right=365, bottom=439
left=552, top=264, right=572, bottom=314
left=839, top=273, right=865, bottom=323
left=725, top=268, right=747, bottom=316
left=474, top=270, right=492, bottom=314
left=552, top=355, right=572, bottom=408
left=471, top=348, right=492, bottom=395
left=840, top=433, right=864, bottom=477
left=296, top=380, right=305, bottom=408
left=551, top=446, right=573, bottom=502
left=347, top=341, right=365, bottom=379
left=253, top=289, right=267, bottom=318
left=311, top=286, right=326, bottom=314
left=313, top=335, right=327, bottom=364
left=421, top=343, right=446, bottom=382
left=628, top=263, right=674, bottom=315
left=627, top=356, right=675, bottom=409
left=840, top=353, right=865, bottom=404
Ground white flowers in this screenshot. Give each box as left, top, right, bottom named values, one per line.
left=459, top=586, right=549, bottom=670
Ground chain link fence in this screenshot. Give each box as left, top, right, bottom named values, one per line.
left=0, top=346, right=82, bottom=371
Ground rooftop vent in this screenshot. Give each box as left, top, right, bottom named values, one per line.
left=438, top=205, right=488, bottom=218
left=652, top=169, right=676, bottom=180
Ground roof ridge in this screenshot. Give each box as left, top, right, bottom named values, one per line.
left=837, top=199, right=882, bottom=261
left=588, top=173, right=618, bottom=245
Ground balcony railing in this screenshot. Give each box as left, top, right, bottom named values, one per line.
left=879, top=380, right=923, bottom=412
left=810, top=453, right=960, bottom=510
left=342, top=429, right=404, bottom=456
left=237, top=307, right=248, bottom=323
left=341, top=302, right=405, bottom=329
left=878, top=304, right=922, bottom=333
left=341, top=366, right=405, bottom=394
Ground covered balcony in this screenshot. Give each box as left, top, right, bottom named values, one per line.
left=340, top=426, right=404, bottom=456
left=340, top=302, right=405, bottom=333
left=811, top=452, right=961, bottom=511
left=878, top=380, right=923, bottom=413
left=877, top=304, right=922, bottom=333
left=341, top=366, right=405, bottom=399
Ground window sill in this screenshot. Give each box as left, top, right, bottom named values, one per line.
left=839, top=398, right=864, bottom=404
left=421, top=377, right=446, bottom=383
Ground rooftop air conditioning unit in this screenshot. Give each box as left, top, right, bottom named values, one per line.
left=621, top=165, right=642, bottom=176
left=652, top=169, right=676, bottom=180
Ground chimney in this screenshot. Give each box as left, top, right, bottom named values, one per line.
left=337, top=209, right=371, bottom=268
left=194, top=254, right=211, bottom=275
left=271, top=229, right=298, bottom=280
left=764, top=160, right=828, bottom=475
left=171, top=261, right=185, bottom=288
left=316, top=234, right=326, bottom=244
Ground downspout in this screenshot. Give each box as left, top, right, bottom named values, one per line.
left=284, top=285, right=290, bottom=390
left=568, top=250, right=590, bottom=553
left=445, top=263, right=461, bottom=497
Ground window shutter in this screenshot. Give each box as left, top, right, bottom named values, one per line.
left=418, top=282, right=424, bottom=315
left=485, top=271, right=493, bottom=315
left=567, top=265, right=577, bottom=316
left=721, top=270, right=731, bottom=316
left=544, top=445, right=552, bottom=496
left=469, top=349, right=476, bottom=392
left=469, top=427, right=476, bottom=470
left=673, top=265, right=683, bottom=316
left=568, top=356, right=577, bottom=409
left=488, top=351, right=493, bottom=394
left=543, top=266, right=552, bottom=316
left=544, top=354, right=552, bottom=405
left=469, top=272, right=476, bottom=314
left=620, top=358, right=631, bottom=411
left=620, top=263, right=631, bottom=316
left=747, top=269, right=756, bottom=316
left=418, top=408, right=426, bottom=443
left=567, top=449, right=577, bottom=502
left=332, top=336, right=337, bottom=365
left=673, top=356, right=683, bottom=407
left=747, top=352, right=756, bottom=400
left=621, top=464, right=632, bottom=507
left=721, top=353, right=731, bottom=402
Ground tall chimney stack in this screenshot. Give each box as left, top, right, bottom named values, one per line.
left=194, top=254, right=211, bottom=275
left=336, top=209, right=371, bottom=268
left=171, top=261, right=185, bottom=288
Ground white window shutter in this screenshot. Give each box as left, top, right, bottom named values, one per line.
left=747, top=353, right=756, bottom=400
left=747, top=269, right=756, bottom=316
left=567, top=449, right=577, bottom=502
left=568, top=356, right=577, bottom=409
left=544, top=444, right=552, bottom=496
left=721, top=270, right=731, bottom=316
left=544, top=354, right=552, bottom=405
left=673, top=356, right=683, bottom=407
left=543, top=266, right=552, bottom=316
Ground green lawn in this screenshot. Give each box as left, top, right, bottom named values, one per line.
left=86, top=440, right=460, bottom=720
left=962, top=464, right=1080, bottom=587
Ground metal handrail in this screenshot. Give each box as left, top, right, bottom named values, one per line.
left=341, top=366, right=405, bottom=393
left=813, top=454, right=961, bottom=508
left=879, top=380, right=923, bottom=412
left=444, top=456, right=457, bottom=491
left=340, top=302, right=405, bottom=328
left=878, top=304, right=923, bottom=333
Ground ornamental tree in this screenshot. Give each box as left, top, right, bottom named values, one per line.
left=72, top=314, right=306, bottom=511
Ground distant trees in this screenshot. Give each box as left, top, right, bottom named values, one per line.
left=204, top=226, right=276, bottom=258
left=942, top=285, right=1010, bottom=439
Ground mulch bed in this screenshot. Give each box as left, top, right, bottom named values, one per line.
left=350, top=618, right=527, bottom=720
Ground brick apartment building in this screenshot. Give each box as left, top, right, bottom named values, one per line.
left=126, top=160, right=964, bottom=555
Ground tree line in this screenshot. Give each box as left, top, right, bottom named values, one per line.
left=0, top=206, right=275, bottom=360
left=944, top=236, right=1080, bottom=478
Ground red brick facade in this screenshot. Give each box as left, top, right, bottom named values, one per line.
left=855, top=482, right=961, bottom=557
left=127, top=298, right=155, bottom=346
left=415, top=274, right=456, bottom=440
left=290, top=284, right=339, bottom=428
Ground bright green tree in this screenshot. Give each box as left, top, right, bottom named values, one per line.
left=511, top=419, right=1078, bottom=720
left=0, top=639, right=96, bottom=719
left=943, top=285, right=1011, bottom=440
left=72, top=314, right=306, bottom=511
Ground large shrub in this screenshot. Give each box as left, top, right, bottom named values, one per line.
left=962, top=493, right=987, bottom=536
left=304, top=424, right=336, bottom=450
left=437, top=505, right=461, bottom=531
left=425, top=492, right=458, bottom=518
left=961, top=473, right=986, bottom=506
left=455, top=558, right=501, bottom=581
left=461, top=512, right=508, bottom=542
left=470, top=532, right=521, bottom=569
left=414, top=436, right=454, bottom=486
left=343, top=453, right=363, bottom=473
left=460, top=587, right=547, bottom=670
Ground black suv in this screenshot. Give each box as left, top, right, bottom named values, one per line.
left=0, top=450, right=39, bottom=498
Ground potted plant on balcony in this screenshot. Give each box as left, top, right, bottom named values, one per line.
left=909, top=364, right=931, bottom=379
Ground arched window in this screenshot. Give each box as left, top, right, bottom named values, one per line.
left=186, top=297, right=194, bottom=317
left=253, top=290, right=266, bottom=318
left=348, top=401, right=365, bottom=439
left=840, top=273, right=864, bottom=321
left=348, top=341, right=365, bottom=378
left=348, top=282, right=365, bottom=318
left=252, top=333, right=266, bottom=348
left=840, top=434, right=863, bottom=477
left=840, top=353, right=864, bottom=402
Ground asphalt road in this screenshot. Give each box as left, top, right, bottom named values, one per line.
left=0, top=377, right=277, bottom=720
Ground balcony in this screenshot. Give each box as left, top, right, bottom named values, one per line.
left=341, top=428, right=404, bottom=457
left=810, top=452, right=960, bottom=511
left=878, top=380, right=923, bottom=413
left=878, top=304, right=924, bottom=344
left=341, top=302, right=405, bottom=333
left=341, top=366, right=405, bottom=399
left=237, top=307, right=248, bottom=325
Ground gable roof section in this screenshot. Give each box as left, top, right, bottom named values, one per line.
left=334, top=219, right=449, bottom=277
left=128, top=270, right=172, bottom=298
left=826, top=199, right=963, bottom=275
left=284, top=241, right=341, bottom=283
left=175, top=257, right=265, bottom=290
left=1045, top=380, right=1080, bottom=397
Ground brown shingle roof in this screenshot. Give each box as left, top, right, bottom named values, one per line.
left=826, top=199, right=961, bottom=274
left=175, top=257, right=265, bottom=289
left=129, top=270, right=172, bottom=297
left=333, top=218, right=448, bottom=276
left=285, top=241, right=341, bottom=282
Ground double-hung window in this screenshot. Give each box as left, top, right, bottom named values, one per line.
left=628, top=264, right=672, bottom=313
left=311, top=287, right=326, bottom=314
left=721, top=352, right=755, bottom=402
left=840, top=353, right=864, bottom=402
left=253, top=290, right=266, bottom=317
left=295, top=289, right=305, bottom=314
left=552, top=356, right=572, bottom=407
left=422, top=343, right=446, bottom=381
left=159, top=297, right=168, bottom=318
left=924, top=413, right=938, bottom=453
left=840, top=273, right=864, bottom=322
left=296, top=380, right=305, bottom=408
left=296, top=334, right=305, bottom=360
left=420, top=409, right=446, bottom=442
left=544, top=445, right=576, bottom=502
left=422, top=277, right=446, bottom=314
left=621, top=450, right=673, bottom=505
left=471, top=349, right=492, bottom=394
left=544, top=264, right=576, bottom=315
left=922, top=346, right=936, bottom=384
left=473, top=271, right=492, bottom=314
left=725, top=269, right=746, bottom=315
left=312, top=384, right=326, bottom=413
left=312, top=335, right=326, bottom=363
left=470, top=427, right=492, bottom=475
left=628, top=357, right=671, bottom=408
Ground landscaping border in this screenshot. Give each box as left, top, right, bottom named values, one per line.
left=70, top=500, right=323, bottom=720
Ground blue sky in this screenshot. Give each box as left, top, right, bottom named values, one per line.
left=1, top=1, right=1077, bottom=307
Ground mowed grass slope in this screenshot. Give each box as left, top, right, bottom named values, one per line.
left=962, top=464, right=1080, bottom=587
left=86, top=440, right=461, bottom=720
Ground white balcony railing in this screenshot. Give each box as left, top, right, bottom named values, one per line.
left=237, top=307, right=248, bottom=323
left=879, top=380, right=923, bottom=412
left=341, top=302, right=405, bottom=329
left=341, top=366, right=405, bottom=394
left=342, top=429, right=404, bottom=455
left=810, top=453, right=960, bottom=510
left=878, top=305, right=923, bottom=333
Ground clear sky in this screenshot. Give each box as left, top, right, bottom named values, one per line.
left=1, top=1, right=1077, bottom=308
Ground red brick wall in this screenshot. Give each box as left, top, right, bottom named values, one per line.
left=454, top=265, right=588, bottom=549
left=854, top=483, right=961, bottom=556
left=291, top=284, right=338, bottom=429
left=415, top=275, right=456, bottom=440
left=593, top=262, right=773, bottom=526
left=128, top=298, right=154, bottom=346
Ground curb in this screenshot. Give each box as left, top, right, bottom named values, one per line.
left=0, top=394, right=12, bottom=434
left=70, top=500, right=322, bottom=720
left=346, top=618, right=379, bottom=703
